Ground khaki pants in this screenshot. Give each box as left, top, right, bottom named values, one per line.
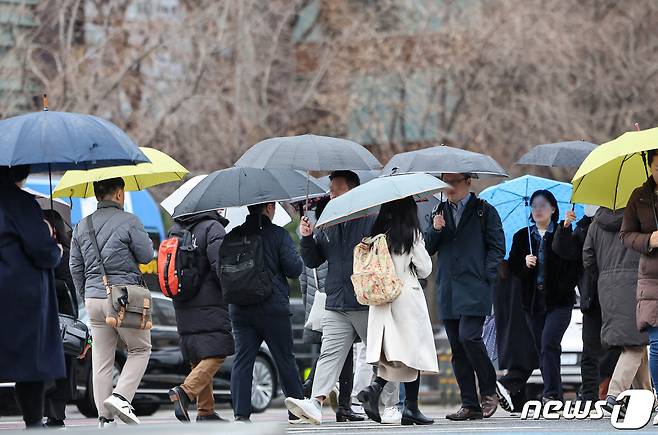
left=607, top=346, right=652, bottom=397
left=181, top=357, right=224, bottom=416
left=86, top=298, right=152, bottom=419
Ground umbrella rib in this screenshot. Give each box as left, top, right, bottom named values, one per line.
left=500, top=201, right=524, bottom=224
left=613, top=154, right=630, bottom=209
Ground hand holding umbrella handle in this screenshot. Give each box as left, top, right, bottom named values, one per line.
left=300, top=216, right=314, bottom=237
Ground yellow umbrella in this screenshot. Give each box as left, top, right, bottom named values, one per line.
left=571, top=126, right=658, bottom=210
left=53, top=147, right=188, bottom=198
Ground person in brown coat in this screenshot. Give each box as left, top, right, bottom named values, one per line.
left=620, top=148, right=658, bottom=402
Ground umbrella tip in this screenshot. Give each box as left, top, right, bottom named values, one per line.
left=42, top=94, right=48, bottom=111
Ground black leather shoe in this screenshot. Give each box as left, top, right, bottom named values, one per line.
left=235, top=416, right=251, bottom=423
left=446, top=407, right=483, bottom=421
left=196, top=412, right=227, bottom=423
left=336, top=406, right=365, bottom=422
left=169, top=386, right=191, bottom=422
left=45, top=418, right=65, bottom=428
left=401, top=401, right=433, bottom=425
left=356, top=384, right=383, bottom=423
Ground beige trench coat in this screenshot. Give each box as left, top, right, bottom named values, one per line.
left=366, top=236, right=439, bottom=382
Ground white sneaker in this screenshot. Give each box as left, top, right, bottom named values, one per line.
left=381, top=406, right=402, bottom=425
left=285, top=397, right=323, bottom=425
left=103, top=395, right=140, bottom=425
left=351, top=404, right=366, bottom=416
left=98, top=418, right=117, bottom=429
left=496, top=381, right=514, bottom=412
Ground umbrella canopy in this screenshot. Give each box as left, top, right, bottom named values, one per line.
left=0, top=110, right=148, bottom=172
left=234, top=134, right=381, bottom=171
left=317, top=169, right=381, bottom=190
left=22, top=186, right=71, bottom=227
left=479, top=175, right=585, bottom=258
left=571, top=127, right=658, bottom=209
left=315, top=173, right=449, bottom=228
left=516, top=140, right=597, bottom=168
left=172, top=167, right=327, bottom=218
left=52, top=147, right=188, bottom=198
left=160, top=174, right=293, bottom=229
left=382, top=145, right=508, bottom=179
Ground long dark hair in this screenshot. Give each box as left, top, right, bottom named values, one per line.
left=370, top=196, right=421, bottom=255
left=42, top=209, right=71, bottom=249
left=529, top=189, right=559, bottom=224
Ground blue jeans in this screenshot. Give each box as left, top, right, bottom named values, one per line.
left=649, top=327, right=658, bottom=391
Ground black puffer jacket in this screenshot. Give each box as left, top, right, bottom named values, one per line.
left=300, top=216, right=375, bottom=311
left=171, top=212, right=234, bottom=362
left=508, top=224, right=579, bottom=311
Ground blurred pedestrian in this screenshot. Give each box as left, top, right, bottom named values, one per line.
left=300, top=197, right=362, bottom=422
left=167, top=211, right=234, bottom=423
left=425, top=173, right=505, bottom=420
left=43, top=209, right=79, bottom=428
left=285, top=171, right=398, bottom=425
left=0, top=165, right=65, bottom=429
left=357, top=196, right=438, bottom=426
left=70, top=177, right=154, bottom=427
left=620, top=148, right=658, bottom=399
left=583, top=207, right=650, bottom=414
left=225, top=202, right=305, bottom=423
left=508, top=190, right=579, bottom=404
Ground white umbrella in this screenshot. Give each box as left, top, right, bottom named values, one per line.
left=161, top=175, right=292, bottom=229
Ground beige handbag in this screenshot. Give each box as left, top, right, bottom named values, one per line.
left=86, top=215, right=152, bottom=330
left=351, top=234, right=402, bottom=306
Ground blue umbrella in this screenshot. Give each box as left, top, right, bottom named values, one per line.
left=479, top=175, right=584, bottom=258
left=0, top=108, right=148, bottom=172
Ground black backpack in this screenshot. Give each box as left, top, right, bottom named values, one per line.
left=158, top=224, right=202, bottom=302
left=218, top=227, right=273, bottom=305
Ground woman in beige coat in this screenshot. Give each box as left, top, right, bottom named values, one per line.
left=357, top=196, right=439, bottom=426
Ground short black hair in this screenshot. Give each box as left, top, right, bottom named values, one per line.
left=0, top=165, right=30, bottom=185
left=329, top=170, right=360, bottom=189
left=247, top=202, right=274, bottom=215
left=93, top=177, right=125, bottom=200
left=648, top=149, right=658, bottom=167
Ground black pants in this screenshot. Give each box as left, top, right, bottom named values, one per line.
left=444, top=316, right=497, bottom=411
left=305, top=346, right=354, bottom=407
left=15, top=381, right=45, bottom=427
left=579, top=306, right=603, bottom=401
left=525, top=306, right=572, bottom=400
left=44, top=356, right=75, bottom=422
left=498, top=368, right=534, bottom=409
left=231, top=312, right=304, bottom=419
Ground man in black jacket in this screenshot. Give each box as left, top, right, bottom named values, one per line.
left=168, top=211, right=235, bottom=423
left=227, top=202, right=305, bottom=423
left=425, top=173, right=505, bottom=420
left=285, top=171, right=398, bottom=425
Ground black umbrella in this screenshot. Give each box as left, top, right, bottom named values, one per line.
left=516, top=141, right=597, bottom=168
left=172, top=167, right=327, bottom=219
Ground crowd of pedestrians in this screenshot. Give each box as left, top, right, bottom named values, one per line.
left=3, top=158, right=658, bottom=429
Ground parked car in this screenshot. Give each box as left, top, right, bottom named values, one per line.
left=0, top=295, right=316, bottom=417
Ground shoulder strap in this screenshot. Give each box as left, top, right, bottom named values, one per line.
left=86, top=215, right=110, bottom=289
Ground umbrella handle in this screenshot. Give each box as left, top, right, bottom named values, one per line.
left=527, top=224, right=533, bottom=256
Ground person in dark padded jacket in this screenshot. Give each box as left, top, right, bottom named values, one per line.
left=168, top=211, right=234, bottom=423
left=228, top=202, right=305, bottom=423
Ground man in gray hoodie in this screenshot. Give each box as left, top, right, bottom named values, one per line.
left=70, top=178, right=153, bottom=427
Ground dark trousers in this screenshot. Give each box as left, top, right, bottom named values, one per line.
left=498, top=368, right=533, bottom=409
left=15, top=381, right=45, bottom=427
left=579, top=306, right=603, bottom=401
left=231, top=313, right=304, bottom=419
left=305, top=346, right=354, bottom=407
left=525, top=306, right=572, bottom=400
left=444, top=316, right=497, bottom=411
left=45, top=356, right=75, bottom=421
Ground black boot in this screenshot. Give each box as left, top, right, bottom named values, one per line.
left=356, top=383, right=383, bottom=423
left=336, top=406, right=365, bottom=422
left=402, top=401, right=433, bottom=425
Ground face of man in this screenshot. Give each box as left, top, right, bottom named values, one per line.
left=265, top=203, right=276, bottom=220
left=442, top=173, right=471, bottom=203
left=329, top=177, right=351, bottom=199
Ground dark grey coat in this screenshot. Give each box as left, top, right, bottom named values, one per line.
left=300, top=262, right=327, bottom=344
left=424, top=194, right=505, bottom=319
left=70, top=201, right=153, bottom=299
left=300, top=216, right=375, bottom=312
left=171, top=212, right=234, bottom=362
left=583, top=208, right=648, bottom=347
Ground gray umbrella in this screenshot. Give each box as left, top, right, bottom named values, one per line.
left=172, top=167, right=327, bottom=218
left=516, top=140, right=597, bottom=168
left=234, top=134, right=381, bottom=171
left=382, top=145, right=508, bottom=179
